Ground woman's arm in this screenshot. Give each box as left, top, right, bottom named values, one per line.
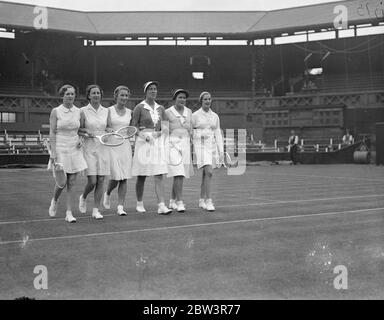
left=214, top=115, right=224, bottom=153
left=78, top=109, right=91, bottom=136
left=105, top=108, right=114, bottom=133
left=49, top=108, right=58, bottom=161
left=131, top=105, right=150, bottom=141
left=185, top=109, right=193, bottom=137
left=130, top=105, right=140, bottom=130
left=159, top=106, right=169, bottom=137
left=191, top=112, right=202, bottom=140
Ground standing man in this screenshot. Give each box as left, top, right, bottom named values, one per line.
left=288, top=129, right=299, bottom=165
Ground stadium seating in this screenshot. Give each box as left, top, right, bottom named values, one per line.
left=0, top=131, right=47, bottom=154
left=314, top=73, right=384, bottom=93
left=245, top=137, right=345, bottom=153
left=104, top=87, right=255, bottom=99
left=0, top=80, right=45, bottom=96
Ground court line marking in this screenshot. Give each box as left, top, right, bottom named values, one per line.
left=0, top=193, right=383, bottom=226
left=1, top=207, right=383, bottom=246
left=212, top=178, right=384, bottom=187
left=211, top=194, right=279, bottom=202
left=211, top=182, right=383, bottom=194
left=195, top=177, right=384, bottom=191
left=248, top=171, right=384, bottom=182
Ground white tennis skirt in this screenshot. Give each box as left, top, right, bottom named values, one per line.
left=167, top=135, right=194, bottom=178
left=131, top=134, right=168, bottom=176
left=109, top=139, right=133, bottom=180
left=56, top=134, right=87, bottom=174
left=193, top=136, right=220, bottom=169
left=82, top=137, right=110, bottom=176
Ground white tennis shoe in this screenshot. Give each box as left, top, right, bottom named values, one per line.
left=169, top=199, right=178, bottom=210
left=205, top=199, right=215, bottom=212
left=103, top=192, right=111, bottom=209
left=117, top=205, right=127, bottom=216
left=136, top=201, right=146, bottom=213
left=198, top=199, right=206, bottom=210
left=92, top=209, right=103, bottom=220
left=176, top=201, right=186, bottom=212
left=65, top=211, right=76, bottom=223
left=49, top=198, right=57, bottom=217
left=79, top=194, right=87, bottom=213
left=158, top=203, right=172, bottom=215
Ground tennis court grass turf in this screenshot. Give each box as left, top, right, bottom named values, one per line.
left=0, top=164, right=383, bottom=299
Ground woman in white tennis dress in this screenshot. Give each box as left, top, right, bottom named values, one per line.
left=131, top=81, right=172, bottom=215
left=103, top=86, right=133, bottom=216
left=192, top=91, right=224, bottom=212
left=165, top=89, right=194, bottom=212
left=48, top=84, right=87, bottom=223
left=79, top=84, right=110, bottom=220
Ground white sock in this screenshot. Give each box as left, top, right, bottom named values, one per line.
left=117, top=205, right=124, bottom=213
left=137, top=201, right=144, bottom=207
left=92, top=208, right=99, bottom=215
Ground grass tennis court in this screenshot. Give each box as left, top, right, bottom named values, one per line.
left=1, top=164, right=384, bottom=299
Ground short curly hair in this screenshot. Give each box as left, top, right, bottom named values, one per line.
left=85, top=84, right=103, bottom=101
left=58, top=84, right=76, bottom=97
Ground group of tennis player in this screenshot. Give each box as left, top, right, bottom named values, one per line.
left=48, top=81, right=225, bottom=223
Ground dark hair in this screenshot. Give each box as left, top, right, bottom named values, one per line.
left=143, top=81, right=159, bottom=93
left=114, top=85, right=130, bottom=101
left=85, top=84, right=103, bottom=101
left=58, top=84, right=76, bottom=97
left=172, top=89, right=189, bottom=100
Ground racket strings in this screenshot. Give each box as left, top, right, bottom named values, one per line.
left=53, top=166, right=67, bottom=189
left=100, top=133, right=125, bottom=146
left=116, top=126, right=137, bottom=139
left=169, top=144, right=183, bottom=166
left=223, top=152, right=239, bottom=168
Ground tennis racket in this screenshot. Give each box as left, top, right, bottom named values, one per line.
left=222, top=152, right=239, bottom=168
left=168, top=140, right=183, bottom=166
left=43, top=139, right=67, bottom=189
left=115, top=126, right=137, bottom=139
left=85, top=132, right=125, bottom=147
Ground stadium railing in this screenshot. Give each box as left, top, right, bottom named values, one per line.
left=246, top=137, right=346, bottom=153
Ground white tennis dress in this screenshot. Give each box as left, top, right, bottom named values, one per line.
left=165, top=105, right=194, bottom=178
left=108, top=105, right=133, bottom=180
left=131, top=100, right=168, bottom=176
left=53, top=104, right=87, bottom=174
left=192, top=108, right=224, bottom=169
left=81, top=104, right=110, bottom=176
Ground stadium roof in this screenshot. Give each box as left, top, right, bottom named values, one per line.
left=0, top=0, right=382, bottom=37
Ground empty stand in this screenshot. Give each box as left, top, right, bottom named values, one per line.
left=314, top=73, right=384, bottom=94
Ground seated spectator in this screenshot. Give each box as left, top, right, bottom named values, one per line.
left=342, top=129, right=354, bottom=145
left=307, top=80, right=317, bottom=90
